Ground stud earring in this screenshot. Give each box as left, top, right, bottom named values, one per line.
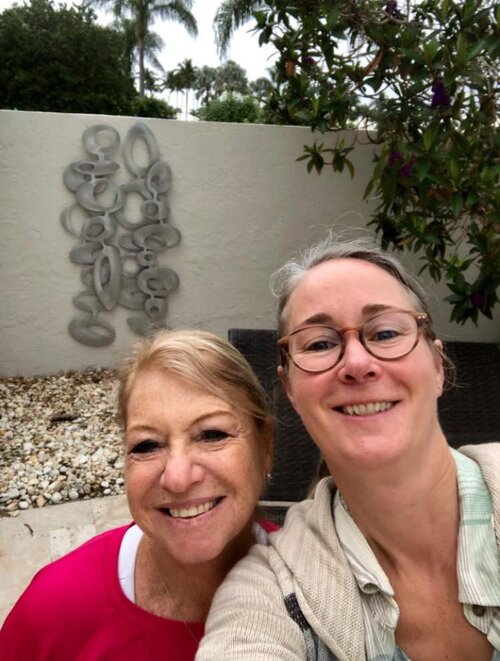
left=266, top=471, right=272, bottom=483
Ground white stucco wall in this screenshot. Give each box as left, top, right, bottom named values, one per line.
left=0, top=110, right=498, bottom=376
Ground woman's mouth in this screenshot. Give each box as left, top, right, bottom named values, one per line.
left=161, top=497, right=223, bottom=519
left=335, top=401, right=396, bottom=416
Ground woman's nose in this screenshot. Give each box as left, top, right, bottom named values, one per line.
left=159, top=452, right=204, bottom=493
left=336, top=331, right=380, bottom=383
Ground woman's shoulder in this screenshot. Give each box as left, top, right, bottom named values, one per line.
left=0, top=524, right=133, bottom=659
left=8, top=524, right=131, bottom=617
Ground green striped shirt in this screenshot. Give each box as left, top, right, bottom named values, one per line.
left=334, top=449, right=500, bottom=661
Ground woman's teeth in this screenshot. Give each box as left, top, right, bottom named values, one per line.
left=168, top=499, right=218, bottom=519
left=342, top=402, right=394, bottom=416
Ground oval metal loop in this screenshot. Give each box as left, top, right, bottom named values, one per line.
left=82, top=125, right=120, bottom=159
left=63, top=164, right=87, bottom=192
left=70, top=242, right=102, bottom=265
left=60, top=204, right=86, bottom=238
left=69, top=315, right=116, bottom=346
left=156, top=267, right=180, bottom=293
left=93, top=245, right=121, bottom=310
left=146, top=160, right=172, bottom=194
left=142, top=197, right=170, bottom=221
left=145, top=296, right=167, bottom=320
left=126, top=315, right=155, bottom=337
left=82, top=214, right=116, bottom=242
left=119, top=278, right=147, bottom=310
left=123, top=123, right=160, bottom=177
left=76, top=179, right=124, bottom=213
left=134, top=223, right=181, bottom=250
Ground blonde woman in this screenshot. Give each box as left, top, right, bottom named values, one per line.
left=1, top=330, right=275, bottom=660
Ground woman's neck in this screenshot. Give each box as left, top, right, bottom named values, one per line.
left=136, top=521, right=255, bottom=622
left=334, top=441, right=459, bottom=569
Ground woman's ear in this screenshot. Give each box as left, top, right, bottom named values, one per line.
left=277, top=364, right=295, bottom=407
left=433, top=339, right=445, bottom=397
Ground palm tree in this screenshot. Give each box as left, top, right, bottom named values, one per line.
left=89, top=0, right=198, bottom=97
left=214, top=60, right=249, bottom=97
left=118, top=16, right=165, bottom=88
left=250, top=76, right=273, bottom=104
left=193, top=65, right=218, bottom=105
left=213, top=0, right=264, bottom=57
left=173, top=58, right=197, bottom=119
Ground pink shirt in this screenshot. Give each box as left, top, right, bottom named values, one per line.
left=0, top=525, right=204, bottom=660
left=1, top=519, right=278, bottom=660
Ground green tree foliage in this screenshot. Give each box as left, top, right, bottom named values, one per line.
left=249, top=0, right=499, bottom=324
left=0, top=0, right=135, bottom=114
left=215, top=59, right=250, bottom=96
left=165, top=58, right=196, bottom=118
left=131, top=95, right=177, bottom=118
left=90, top=0, right=197, bottom=97
left=194, top=95, right=261, bottom=123
left=193, top=66, right=219, bottom=104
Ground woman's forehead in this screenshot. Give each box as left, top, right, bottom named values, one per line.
left=285, top=258, right=414, bottom=328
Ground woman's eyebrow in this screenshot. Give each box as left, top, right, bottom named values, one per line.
left=191, top=410, right=238, bottom=426
left=361, top=303, right=396, bottom=316
left=296, top=304, right=397, bottom=329
left=297, top=312, right=332, bottom=326
left=126, top=410, right=235, bottom=432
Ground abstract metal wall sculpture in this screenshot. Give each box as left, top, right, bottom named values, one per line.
left=61, top=123, right=180, bottom=346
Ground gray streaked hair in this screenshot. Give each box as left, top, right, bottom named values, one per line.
left=271, top=234, right=431, bottom=336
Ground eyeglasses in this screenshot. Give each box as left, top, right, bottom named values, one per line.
left=278, top=308, right=431, bottom=374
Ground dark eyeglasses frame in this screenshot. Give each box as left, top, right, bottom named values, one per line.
left=277, top=308, right=432, bottom=374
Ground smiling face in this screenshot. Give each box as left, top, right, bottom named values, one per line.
left=124, top=368, right=272, bottom=569
left=281, top=258, right=445, bottom=477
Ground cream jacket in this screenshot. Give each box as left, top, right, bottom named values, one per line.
left=196, top=444, right=500, bottom=661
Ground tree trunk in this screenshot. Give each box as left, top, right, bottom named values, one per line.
left=138, top=39, right=145, bottom=97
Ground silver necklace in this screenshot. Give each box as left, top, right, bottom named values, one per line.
left=149, top=552, right=202, bottom=645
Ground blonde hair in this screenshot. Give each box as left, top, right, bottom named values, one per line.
left=118, top=329, right=272, bottom=433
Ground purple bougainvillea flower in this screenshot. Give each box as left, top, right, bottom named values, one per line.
left=388, top=150, right=403, bottom=167
left=386, top=150, right=413, bottom=178
left=399, top=162, right=413, bottom=177
left=385, top=0, right=401, bottom=17
left=431, top=80, right=451, bottom=108
left=471, top=292, right=486, bottom=309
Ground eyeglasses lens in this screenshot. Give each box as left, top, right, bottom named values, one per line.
left=289, top=311, right=419, bottom=372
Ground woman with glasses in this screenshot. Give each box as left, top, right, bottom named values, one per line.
left=197, top=236, right=500, bottom=661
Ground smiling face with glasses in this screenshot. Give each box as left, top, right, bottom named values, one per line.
left=278, top=257, right=446, bottom=473
left=278, top=308, right=432, bottom=374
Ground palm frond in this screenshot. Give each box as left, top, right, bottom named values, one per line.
left=213, top=0, right=264, bottom=58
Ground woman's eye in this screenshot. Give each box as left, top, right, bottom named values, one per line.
left=130, top=439, right=159, bottom=454
left=371, top=328, right=402, bottom=342
left=304, top=339, right=337, bottom=352
left=199, top=429, right=229, bottom=442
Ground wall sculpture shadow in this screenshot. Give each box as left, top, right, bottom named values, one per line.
left=61, top=122, right=180, bottom=347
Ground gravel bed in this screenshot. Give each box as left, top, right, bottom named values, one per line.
left=0, top=369, right=125, bottom=517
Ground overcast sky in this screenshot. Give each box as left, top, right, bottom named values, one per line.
left=0, top=0, right=277, bottom=82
